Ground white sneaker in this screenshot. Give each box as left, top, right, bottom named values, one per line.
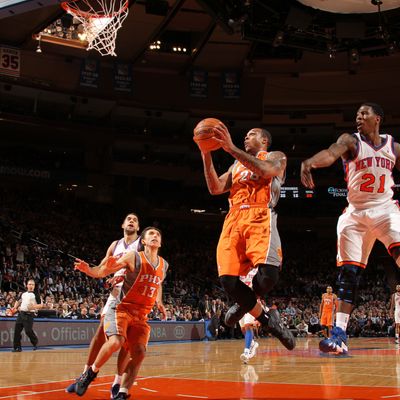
left=249, top=341, right=259, bottom=359
left=395, top=338, right=399, bottom=344
left=240, top=352, right=250, bottom=364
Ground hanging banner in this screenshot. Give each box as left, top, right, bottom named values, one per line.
left=0, top=46, right=20, bottom=77
left=222, top=71, right=240, bottom=99
left=189, top=68, right=208, bottom=98
left=113, top=62, right=133, bottom=92
left=80, top=58, right=99, bottom=88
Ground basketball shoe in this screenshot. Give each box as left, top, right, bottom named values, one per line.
left=319, top=327, right=348, bottom=355
left=225, top=303, right=246, bottom=327
left=74, top=367, right=98, bottom=396
left=65, top=382, right=76, bottom=393
left=113, top=393, right=130, bottom=400
left=249, top=340, right=259, bottom=359
left=111, top=383, right=120, bottom=399
left=265, top=309, right=296, bottom=350
left=240, top=350, right=250, bottom=364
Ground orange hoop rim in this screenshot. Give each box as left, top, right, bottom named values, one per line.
left=61, top=0, right=129, bottom=19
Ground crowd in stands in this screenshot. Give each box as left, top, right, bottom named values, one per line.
left=0, top=187, right=398, bottom=341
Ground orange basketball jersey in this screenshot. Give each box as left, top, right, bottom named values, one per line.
left=229, top=150, right=274, bottom=207
left=119, top=251, right=168, bottom=316
left=321, top=294, right=335, bottom=312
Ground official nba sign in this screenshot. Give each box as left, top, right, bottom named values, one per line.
left=0, top=46, right=20, bottom=77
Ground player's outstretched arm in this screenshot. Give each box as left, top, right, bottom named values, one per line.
left=72, top=240, right=117, bottom=279
left=301, top=133, right=356, bottom=189
left=75, top=251, right=135, bottom=278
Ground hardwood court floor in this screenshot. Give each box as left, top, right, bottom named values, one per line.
left=1, top=337, right=400, bottom=400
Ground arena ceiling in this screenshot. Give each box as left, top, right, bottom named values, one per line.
left=1, top=0, right=400, bottom=72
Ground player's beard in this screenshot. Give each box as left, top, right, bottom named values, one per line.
left=125, top=227, right=136, bottom=236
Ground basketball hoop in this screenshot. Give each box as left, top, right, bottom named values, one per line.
left=61, top=0, right=129, bottom=56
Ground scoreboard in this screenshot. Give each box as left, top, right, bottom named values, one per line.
left=278, top=184, right=400, bottom=200
left=280, top=186, right=314, bottom=199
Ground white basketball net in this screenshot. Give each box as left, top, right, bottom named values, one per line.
left=62, top=0, right=129, bottom=57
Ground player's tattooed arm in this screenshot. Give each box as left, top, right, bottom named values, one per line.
left=201, top=153, right=233, bottom=195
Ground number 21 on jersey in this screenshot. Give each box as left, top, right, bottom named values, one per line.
left=360, top=173, right=385, bottom=193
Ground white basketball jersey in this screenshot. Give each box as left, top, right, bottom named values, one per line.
left=240, top=268, right=258, bottom=288
left=395, top=293, right=400, bottom=311
left=345, top=132, right=396, bottom=210
left=112, top=237, right=140, bottom=277
left=102, top=237, right=140, bottom=315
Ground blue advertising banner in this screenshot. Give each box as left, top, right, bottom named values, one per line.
left=222, top=71, right=240, bottom=99
left=189, top=68, right=208, bottom=98
left=80, top=58, right=99, bottom=88
left=113, top=62, right=133, bottom=92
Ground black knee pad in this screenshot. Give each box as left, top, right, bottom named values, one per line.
left=219, top=275, right=257, bottom=312
left=337, top=264, right=363, bottom=304
left=252, top=264, right=280, bottom=297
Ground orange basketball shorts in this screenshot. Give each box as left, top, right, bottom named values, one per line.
left=320, top=311, right=334, bottom=327
left=217, top=206, right=282, bottom=277
left=110, top=304, right=151, bottom=347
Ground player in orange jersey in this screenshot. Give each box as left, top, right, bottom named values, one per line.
left=65, top=212, right=140, bottom=398
left=197, top=125, right=295, bottom=351
left=73, top=226, right=168, bottom=399
left=319, top=286, right=338, bottom=338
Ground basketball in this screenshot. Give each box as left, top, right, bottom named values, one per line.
left=193, top=118, right=225, bottom=152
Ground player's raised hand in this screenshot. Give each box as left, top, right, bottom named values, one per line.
left=213, top=123, right=234, bottom=153
left=300, top=160, right=315, bottom=189
left=74, top=258, right=90, bottom=273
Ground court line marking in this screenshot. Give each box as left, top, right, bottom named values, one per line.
left=381, top=395, right=400, bottom=398
left=140, top=371, right=400, bottom=389
left=1, top=370, right=399, bottom=400
left=140, top=388, right=158, bottom=392
left=0, top=380, right=114, bottom=399
left=0, top=375, right=114, bottom=389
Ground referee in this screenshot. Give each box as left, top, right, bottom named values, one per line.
left=12, top=279, right=44, bottom=352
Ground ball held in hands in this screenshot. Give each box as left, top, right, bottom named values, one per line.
left=193, top=118, right=226, bottom=153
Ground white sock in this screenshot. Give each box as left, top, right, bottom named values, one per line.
left=91, top=363, right=99, bottom=373
left=113, top=375, right=121, bottom=386
left=119, top=387, right=129, bottom=394
left=335, top=312, right=349, bottom=331
left=83, top=365, right=90, bottom=373
left=396, top=334, right=399, bottom=339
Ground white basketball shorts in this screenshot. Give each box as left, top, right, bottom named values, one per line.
left=337, top=202, right=400, bottom=268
